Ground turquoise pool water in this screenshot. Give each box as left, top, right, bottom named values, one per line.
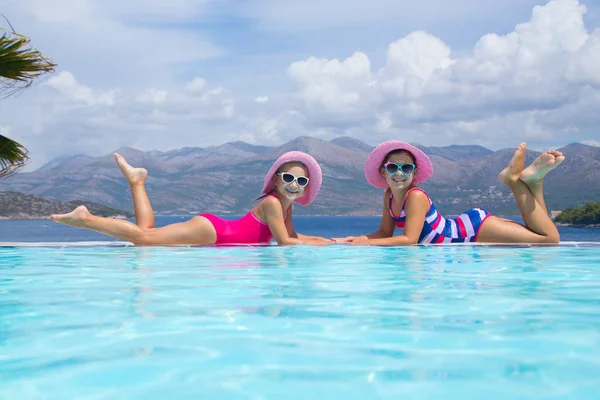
left=1, top=244, right=600, bottom=399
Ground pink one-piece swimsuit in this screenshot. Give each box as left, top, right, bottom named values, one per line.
left=199, top=194, right=286, bottom=245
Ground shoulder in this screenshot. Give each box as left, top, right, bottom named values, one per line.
left=260, top=194, right=281, bottom=208
left=260, top=195, right=284, bottom=215
left=405, top=188, right=430, bottom=208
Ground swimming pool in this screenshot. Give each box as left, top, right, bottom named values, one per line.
left=2, top=244, right=600, bottom=399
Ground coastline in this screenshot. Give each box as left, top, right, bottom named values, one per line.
left=555, top=222, right=600, bottom=229
left=1, top=215, right=599, bottom=228
left=0, top=215, right=129, bottom=221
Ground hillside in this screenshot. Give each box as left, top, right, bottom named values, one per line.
left=0, top=191, right=133, bottom=220
left=0, top=137, right=598, bottom=216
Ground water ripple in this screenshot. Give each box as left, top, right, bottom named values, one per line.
left=1, top=245, right=599, bottom=399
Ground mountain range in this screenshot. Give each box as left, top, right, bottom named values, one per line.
left=1, top=136, right=599, bottom=216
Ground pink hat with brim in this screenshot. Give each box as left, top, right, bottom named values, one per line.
left=364, top=141, right=433, bottom=188
left=261, top=151, right=322, bottom=206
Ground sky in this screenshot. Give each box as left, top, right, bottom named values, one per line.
left=1, top=0, right=599, bottom=171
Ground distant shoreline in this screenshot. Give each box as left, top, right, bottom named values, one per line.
left=0, top=215, right=129, bottom=221
left=0, top=213, right=538, bottom=220
left=3, top=215, right=599, bottom=228
left=555, top=222, right=600, bottom=229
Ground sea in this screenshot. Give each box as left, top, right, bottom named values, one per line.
left=1, top=216, right=599, bottom=243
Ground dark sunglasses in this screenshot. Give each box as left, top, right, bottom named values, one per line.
left=383, top=162, right=416, bottom=176
left=278, top=172, right=309, bottom=187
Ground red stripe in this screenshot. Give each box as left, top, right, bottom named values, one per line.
left=431, top=213, right=442, bottom=230
left=434, top=234, right=445, bottom=244
left=456, top=217, right=467, bottom=237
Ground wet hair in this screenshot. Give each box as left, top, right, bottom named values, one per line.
left=382, top=149, right=417, bottom=168
left=253, top=161, right=308, bottom=201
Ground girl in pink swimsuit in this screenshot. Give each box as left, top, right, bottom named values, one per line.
left=50, top=151, right=332, bottom=246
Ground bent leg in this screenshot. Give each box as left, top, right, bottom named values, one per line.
left=498, top=143, right=560, bottom=242
left=520, top=150, right=565, bottom=215
left=477, top=216, right=558, bottom=244
left=114, top=153, right=155, bottom=229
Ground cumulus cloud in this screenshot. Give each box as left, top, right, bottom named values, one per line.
left=581, top=139, right=600, bottom=147
left=1, top=0, right=600, bottom=172
left=136, top=89, right=169, bottom=104
left=185, top=78, right=207, bottom=94
left=287, top=0, right=600, bottom=147
left=48, top=72, right=116, bottom=106
left=288, top=52, right=376, bottom=114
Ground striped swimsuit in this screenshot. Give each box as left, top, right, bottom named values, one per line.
left=389, top=188, right=491, bottom=244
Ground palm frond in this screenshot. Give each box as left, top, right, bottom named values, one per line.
left=0, top=26, right=56, bottom=98
left=0, top=134, right=29, bottom=178
left=0, top=16, right=55, bottom=178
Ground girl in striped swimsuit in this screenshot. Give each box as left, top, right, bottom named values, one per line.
left=334, top=141, right=563, bottom=245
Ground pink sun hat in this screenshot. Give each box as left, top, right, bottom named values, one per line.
left=261, top=151, right=322, bottom=206
left=364, top=141, right=433, bottom=188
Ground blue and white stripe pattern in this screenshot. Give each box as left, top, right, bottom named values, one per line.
left=389, top=188, right=491, bottom=244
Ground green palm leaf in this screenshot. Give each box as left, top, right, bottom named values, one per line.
left=0, top=17, right=55, bottom=178
left=0, top=134, right=29, bottom=178
left=0, top=27, right=56, bottom=98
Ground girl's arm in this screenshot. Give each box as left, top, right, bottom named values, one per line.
left=353, top=190, right=429, bottom=246
left=366, top=189, right=396, bottom=239
left=284, top=208, right=331, bottom=242
left=263, top=197, right=331, bottom=246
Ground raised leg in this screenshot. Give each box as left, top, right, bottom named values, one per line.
left=520, top=150, right=565, bottom=214
left=114, top=153, right=155, bottom=229
left=50, top=206, right=217, bottom=246
left=482, top=143, right=560, bottom=244
left=477, top=216, right=558, bottom=244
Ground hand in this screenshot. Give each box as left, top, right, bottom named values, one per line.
left=350, top=236, right=371, bottom=245
left=306, top=237, right=334, bottom=246
left=332, top=236, right=368, bottom=244
left=332, top=236, right=355, bottom=243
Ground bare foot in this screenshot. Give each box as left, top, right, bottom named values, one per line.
left=50, top=205, right=91, bottom=227
left=521, top=150, right=565, bottom=185
left=498, top=142, right=526, bottom=185
left=114, top=153, right=147, bottom=186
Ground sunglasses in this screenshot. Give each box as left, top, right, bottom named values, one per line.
left=278, top=172, right=309, bottom=187
left=384, top=162, right=416, bottom=176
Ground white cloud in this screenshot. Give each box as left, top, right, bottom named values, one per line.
left=136, top=89, right=169, bottom=104
left=185, top=78, right=207, bottom=94
left=288, top=52, right=377, bottom=114
left=581, top=139, right=600, bottom=147
left=286, top=0, right=600, bottom=148
left=1, top=0, right=600, bottom=173
left=48, top=72, right=116, bottom=106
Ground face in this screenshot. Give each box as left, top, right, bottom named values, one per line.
left=273, top=162, right=309, bottom=201
left=381, top=151, right=416, bottom=190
